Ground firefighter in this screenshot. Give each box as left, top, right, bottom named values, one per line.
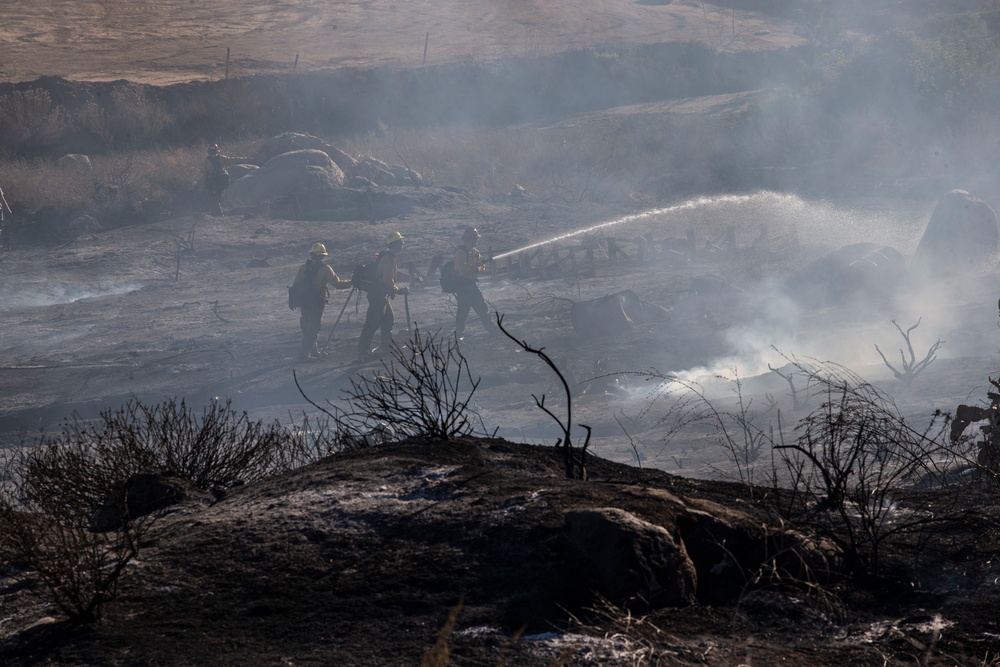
left=357, top=231, right=408, bottom=360
left=453, top=226, right=498, bottom=339
left=203, top=143, right=247, bottom=210
left=290, top=242, right=352, bottom=362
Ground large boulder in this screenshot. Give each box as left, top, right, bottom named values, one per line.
left=561, top=489, right=843, bottom=611
left=912, top=189, right=998, bottom=277
left=253, top=132, right=358, bottom=174
left=780, top=242, right=907, bottom=308
left=225, top=163, right=258, bottom=182
left=66, top=213, right=101, bottom=239
left=55, top=153, right=92, bottom=170
left=355, top=156, right=399, bottom=186
left=91, top=473, right=188, bottom=532
left=570, top=290, right=671, bottom=337
left=565, top=507, right=697, bottom=608
left=222, top=149, right=344, bottom=209
left=253, top=135, right=422, bottom=187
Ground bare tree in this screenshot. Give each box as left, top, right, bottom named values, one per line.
left=874, top=318, right=944, bottom=389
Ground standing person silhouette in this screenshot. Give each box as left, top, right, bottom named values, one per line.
left=357, top=231, right=408, bottom=360
left=290, top=243, right=352, bottom=362
left=203, top=144, right=247, bottom=213
left=452, top=226, right=498, bottom=339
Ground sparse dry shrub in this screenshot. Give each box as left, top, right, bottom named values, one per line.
left=0, top=158, right=92, bottom=213
left=770, top=362, right=968, bottom=578
left=637, top=359, right=974, bottom=580
left=0, top=396, right=326, bottom=623
left=140, top=146, right=204, bottom=196
left=0, top=89, right=66, bottom=156
left=874, top=318, right=944, bottom=390
left=107, top=87, right=174, bottom=150
left=21, top=398, right=297, bottom=497
left=74, top=99, right=116, bottom=150
left=0, top=142, right=228, bottom=242
left=0, top=441, right=150, bottom=624
left=630, top=368, right=779, bottom=493
left=65, top=88, right=175, bottom=153
left=87, top=152, right=149, bottom=208
left=0, top=481, right=146, bottom=623
left=96, top=397, right=296, bottom=489
left=299, top=327, right=492, bottom=443
left=279, top=413, right=345, bottom=469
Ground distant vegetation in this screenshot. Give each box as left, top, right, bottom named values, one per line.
left=0, top=8, right=998, bottom=242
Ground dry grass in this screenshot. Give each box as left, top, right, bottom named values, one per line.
left=0, top=138, right=263, bottom=230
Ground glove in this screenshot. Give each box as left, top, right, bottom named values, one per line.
left=398, top=286, right=409, bottom=296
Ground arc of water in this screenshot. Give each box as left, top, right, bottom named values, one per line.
left=492, top=193, right=779, bottom=260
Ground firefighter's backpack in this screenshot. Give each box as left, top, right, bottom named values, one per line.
left=351, top=252, right=384, bottom=293
left=288, top=261, right=320, bottom=310
left=440, top=259, right=461, bottom=294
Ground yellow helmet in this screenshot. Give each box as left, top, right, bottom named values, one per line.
left=385, top=231, right=404, bottom=245
left=310, top=242, right=328, bottom=256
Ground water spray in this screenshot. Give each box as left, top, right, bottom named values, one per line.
left=492, top=192, right=797, bottom=261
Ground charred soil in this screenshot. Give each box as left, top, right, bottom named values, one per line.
left=4, top=439, right=1000, bottom=666
left=4, top=2, right=1000, bottom=666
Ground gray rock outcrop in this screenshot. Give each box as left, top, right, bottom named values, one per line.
left=912, top=189, right=998, bottom=278
left=565, top=507, right=698, bottom=607
left=253, top=131, right=358, bottom=174
left=92, top=473, right=188, bottom=532
left=223, top=149, right=344, bottom=209
left=55, top=154, right=92, bottom=170
left=570, top=290, right=671, bottom=337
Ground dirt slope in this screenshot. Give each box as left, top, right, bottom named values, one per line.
left=0, top=0, right=804, bottom=84
left=3, top=438, right=1000, bottom=667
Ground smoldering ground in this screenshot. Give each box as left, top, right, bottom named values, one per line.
left=3, top=188, right=997, bottom=477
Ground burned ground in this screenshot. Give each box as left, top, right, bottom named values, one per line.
left=5, top=1, right=1000, bottom=665
left=4, top=439, right=1000, bottom=667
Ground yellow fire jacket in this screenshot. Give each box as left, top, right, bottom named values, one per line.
left=454, top=246, right=486, bottom=280
left=293, top=260, right=352, bottom=301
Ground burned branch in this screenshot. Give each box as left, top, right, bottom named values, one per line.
left=768, top=361, right=811, bottom=412
left=874, top=318, right=943, bottom=388
left=496, top=312, right=590, bottom=479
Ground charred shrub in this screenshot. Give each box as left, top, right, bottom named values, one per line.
left=640, top=359, right=975, bottom=582
left=53, top=397, right=302, bottom=490
left=0, top=441, right=151, bottom=624
left=770, top=363, right=970, bottom=579
left=0, top=478, right=146, bottom=623
left=299, top=327, right=491, bottom=443
left=0, top=397, right=323, bottom=623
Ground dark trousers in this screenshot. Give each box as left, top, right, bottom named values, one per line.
left=299, top=300, right=326, bottom=359
left=207, top=170, right=229, bottom=197
left=358, top=292, right=394, bottom=355
left=455, top=281, right=497, bottom=337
